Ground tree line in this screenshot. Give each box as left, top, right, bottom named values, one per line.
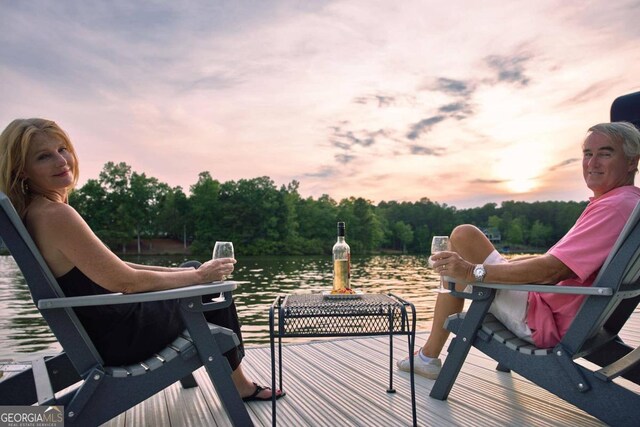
left=68, top=162, right=587, bottom=256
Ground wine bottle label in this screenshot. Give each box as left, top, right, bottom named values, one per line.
left=333, top=259, right=350, bottom=290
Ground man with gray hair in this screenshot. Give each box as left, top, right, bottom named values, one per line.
left=399, top=121, right=640, bottom=380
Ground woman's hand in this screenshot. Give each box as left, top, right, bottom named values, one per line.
left=431, top=251, right=474, bottom=283
left=198, top=258, right=237, bottom=282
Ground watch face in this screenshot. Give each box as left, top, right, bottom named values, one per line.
left=474, top=265, right=484, bottom=279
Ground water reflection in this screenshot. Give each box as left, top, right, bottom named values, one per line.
left=0, top=254, right=441, bottom=360
left=0, top=257, right=62, bottom=360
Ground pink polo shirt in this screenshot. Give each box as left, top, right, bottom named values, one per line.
left=527, top=185, right=640, bottom=348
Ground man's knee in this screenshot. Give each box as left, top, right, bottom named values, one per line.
left=450, top=224, right=484, bottom=244
left=450, top=224, right=495, bottom=262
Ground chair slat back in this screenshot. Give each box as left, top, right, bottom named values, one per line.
left=0, top=192, right=104, bottom=373
left=594, top=200, right=640, bottom=291
left=564, top=201, right=640, bottom=353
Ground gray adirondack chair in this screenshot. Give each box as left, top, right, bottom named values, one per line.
left=0, top=192, right=253, bottom=426
left=430, top=92, right=640, bottom=425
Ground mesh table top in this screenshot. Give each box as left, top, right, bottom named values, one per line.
left=275, top=293, right=412, bottom=337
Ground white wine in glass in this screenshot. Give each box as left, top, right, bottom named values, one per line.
left=430, top=236, right=450, bottom=293
left=213, top=241, right=234, bottom=281
left=213, top=241, right=234, bottom=260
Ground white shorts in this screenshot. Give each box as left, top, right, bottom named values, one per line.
left=465, top=250, right=533, bottom=343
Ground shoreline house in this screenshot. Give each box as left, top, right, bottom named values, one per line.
left=481, top=227, right=501, bottom=244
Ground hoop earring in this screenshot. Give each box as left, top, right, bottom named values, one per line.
left=20, top=180, right=29, bottom=195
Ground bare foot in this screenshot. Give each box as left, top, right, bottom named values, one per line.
left=240, top=382, right=286, bottom=401
left=231, top=365, right=285, bottom=401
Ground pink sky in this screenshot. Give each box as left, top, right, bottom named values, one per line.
left=2, top=0, right=639, bottom=208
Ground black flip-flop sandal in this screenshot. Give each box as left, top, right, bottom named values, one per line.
left=242, top=382, right=286, bottom=402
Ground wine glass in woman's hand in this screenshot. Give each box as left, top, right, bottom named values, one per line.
left=213, top=241, right=234, bottom=280
left=213, top=241, right=234, bottom=260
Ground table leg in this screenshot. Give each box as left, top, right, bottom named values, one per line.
left=393, top=293, right=418, bottom=427
left=269, top=297, right=278, bottom=426
left=278, top=334, right=283, bottom=391
left=387, top=309, right=395, bottom=393
left=408, top=303, right=417, bottom=427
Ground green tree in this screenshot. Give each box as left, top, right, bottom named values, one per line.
left=529, top=220, right=553, bottom=248
left=276, top=181, right=301, bottom=253
left=414, top=224, right=431, bottom=253
left=353, top=197, right=384, bottom=252
left=156, top=186, right=190, bottom=248
left=129, top=172, right=167, bottom=253
left=393, top=221, right=414, bottom=253
left=337, top=197, right=384, bottom=253
left=297, top=194, right=338, bottom=254
left=488, top=215, right=502, bottom=231
left=507, top=217, right=525, bottom=244
left=98, top=162, right=136, bottom=252
left=188, top=172, right=222, bottom=254
left=217, top=177, right=281, bottom=255
left=69, top=178, right=109, bottom=234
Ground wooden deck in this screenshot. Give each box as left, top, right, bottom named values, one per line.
left=100, top=308, right=640, bottom=427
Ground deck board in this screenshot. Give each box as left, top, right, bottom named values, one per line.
left=100, top=309, right=640, bottom=426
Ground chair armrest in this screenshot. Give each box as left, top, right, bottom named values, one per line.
left=37, top=281, right=241, bottom=309
left=469, top=282, right=612, bottom=296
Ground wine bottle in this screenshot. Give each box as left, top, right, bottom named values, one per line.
left=332, top=222, right=351, bottom=291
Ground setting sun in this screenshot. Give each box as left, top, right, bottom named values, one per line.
left=495, top=144, right=547, bottom=194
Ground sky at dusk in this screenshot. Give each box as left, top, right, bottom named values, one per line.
left=2, top=0, right=639, bottom=208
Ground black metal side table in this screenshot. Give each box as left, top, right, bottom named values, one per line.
left=269, top=293, right=416, bottom=426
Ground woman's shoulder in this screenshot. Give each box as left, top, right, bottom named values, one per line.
left=26, top=199, right=83, bottom=232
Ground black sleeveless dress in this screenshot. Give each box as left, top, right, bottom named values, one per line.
left=55, top=267, right=245, bottom=368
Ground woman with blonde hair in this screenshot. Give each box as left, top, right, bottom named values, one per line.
left=0, top=118, right=283, bottom=402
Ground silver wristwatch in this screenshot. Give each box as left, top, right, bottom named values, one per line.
left=473, top=264, right=486, bottom=282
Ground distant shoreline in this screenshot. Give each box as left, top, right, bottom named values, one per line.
left=0, top=238, right=547, bottom=258
left=114, top=238, right=190, bottom=256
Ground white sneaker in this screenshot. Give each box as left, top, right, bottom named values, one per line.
left=397, top=352, right=442, bottom=379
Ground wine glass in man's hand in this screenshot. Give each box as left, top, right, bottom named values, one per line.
left=430, top=236, right=450, bottom=293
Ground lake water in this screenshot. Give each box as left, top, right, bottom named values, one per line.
left=0, top=254, right=441, bottom=362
